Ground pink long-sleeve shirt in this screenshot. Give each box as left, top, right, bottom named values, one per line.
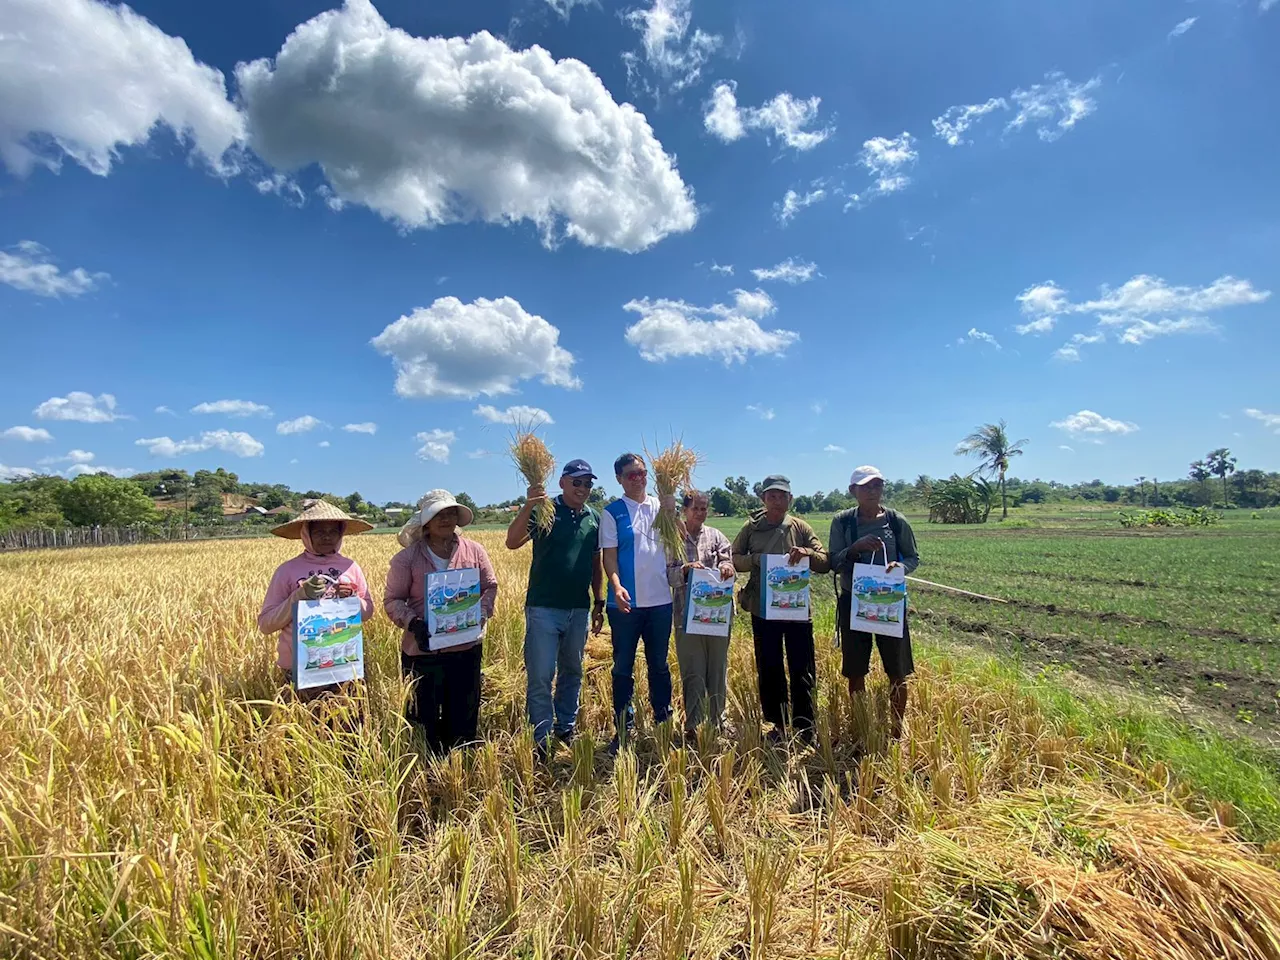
left=385, top=536, right=498, bottom=656
left=258, top=551, right=374, bottom=670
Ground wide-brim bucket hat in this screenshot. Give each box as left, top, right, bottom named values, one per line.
left=271, top=498, right=374, bottom=539
left=398, top=489, right=474, bottom=548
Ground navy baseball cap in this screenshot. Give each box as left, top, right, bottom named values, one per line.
left=561, top=459, right=597, bottom=479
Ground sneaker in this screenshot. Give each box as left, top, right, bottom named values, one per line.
left=554, top=729, right=574, bottom=748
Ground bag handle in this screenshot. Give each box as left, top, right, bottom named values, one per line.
left=869, top=539, right=887, bottom=569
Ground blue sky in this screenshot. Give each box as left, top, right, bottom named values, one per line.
left=1, top=0, right=1277, bottom=505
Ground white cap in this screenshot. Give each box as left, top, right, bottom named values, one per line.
left=849, top=465, right=884, bottom=486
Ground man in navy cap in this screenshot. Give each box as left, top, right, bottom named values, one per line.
left=506, top=458, right=605, bottom=758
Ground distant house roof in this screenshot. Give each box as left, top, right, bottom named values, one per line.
left=385, top=507, right=407, bottom=515
left=265, top=505, right=294, bottom=516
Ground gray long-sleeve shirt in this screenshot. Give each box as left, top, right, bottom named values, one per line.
left=828, top=507, right=919, bottom=593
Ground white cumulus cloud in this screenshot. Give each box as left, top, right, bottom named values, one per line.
left=846, top=133, right=917, bottom=208
left=371, top=296, right=580, bottom=399
left=751, top=258, right=818, bottom=284
left=0, top=464, right=36, bottom=480
left=622, top=0, right=721, bottom=96
left=342, top=422, right=378, bottom=435
left=959, top=328, right=1001, bottom=349
left=2, top=426, right=53, bottom=442
left=746, top=405, right=775, bottom=421
left=135, top=430, right=265, bottom=458
left=34, top=392, right=122, bottom=423
left=416, top=429, right=456, bottom=463
left=623, top=288, right=799, bottom=363
left=0, top=0, right=245, bottom=177
left=703, top=81, right=832, bottom=151
left=473, top=404, right=555, bottom=426
left=0, top=241, right=108, bottom=297
left=38, top=449, right=95, bottom=466
left=1008, top=72, right=1102, bottom=142
left=190, top=399, right=273, bottom=417
left=1020, top=274, right=1269, bottom=359
left=277, top=415, right=326, bottom=435
left=236, top=0, right=695, bottom=252
left=1050, top=410, right=1138, bottom=439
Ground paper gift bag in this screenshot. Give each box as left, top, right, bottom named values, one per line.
left=761, top=554, right=811, bottom=621
left=426, top=567, right=484, bottom=650
left=685, top=566, right=733, bottom=637
left=293, top=595, right=365, bottom=690
left=849, top=545, right=906, bottom=639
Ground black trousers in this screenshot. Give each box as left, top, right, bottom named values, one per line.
left=401, top=646, right=482, bottom=753
left=750, top=616, right=816, bottom=732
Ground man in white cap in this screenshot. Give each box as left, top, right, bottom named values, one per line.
left=829, top=465, right=920, bottom=739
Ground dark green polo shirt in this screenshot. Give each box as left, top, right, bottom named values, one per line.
left=526, top=496, right=600, bottom=610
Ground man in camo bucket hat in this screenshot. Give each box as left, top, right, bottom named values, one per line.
left=385, top=489, right=498, bottom=753
left=257, top=498, right=375, bottom=689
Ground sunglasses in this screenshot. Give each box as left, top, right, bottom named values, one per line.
left=623, top=470, right=648, bottom=481
left=569, top=478, right=594, bottom=489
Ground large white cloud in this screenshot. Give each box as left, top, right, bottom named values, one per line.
left=622, top=0, right=721, bottom=96
left=34, top=392, right=123, bottom=423
left=236, top=0, right=695, bottom=252
left=1016, top=273, right=1270, bottom=359
left=190, top=399, right=273, bottom=417
left=1050, top=410, right=1138, bottom=439
left=371, top=296, right=580, bottom=399
left=2, top=426, right=53, bottom=442
left=415, top=429, right=456, bottom=463
left=473, top=404, right=555, bottom=426
left=38, top=449, right=95, bottom=466
left=703, top=82, right=832, bottom=151
left=0, top=0, right=244, bottom=177
left=0, top=464, right=36, bottom=481
left=622, top=288, right=799, bottom=363
left=0, top=241, right=107, bottom=297
left=135, top=430, right=265, bottom=458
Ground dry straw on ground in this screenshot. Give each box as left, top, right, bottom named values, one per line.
left=510, top=430, right=556, bottom=534
left=2, top=534, right=1280, bottom=958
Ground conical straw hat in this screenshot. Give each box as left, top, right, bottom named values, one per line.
left=271, top=498, right=374, bottom=540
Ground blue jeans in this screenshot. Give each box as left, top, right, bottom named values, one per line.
left=607, top=604, right=673, bottom=731
left=524, top=606, right=589, bottom=744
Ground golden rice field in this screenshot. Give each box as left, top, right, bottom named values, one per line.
left=3, top=532, right=1280, bottom=959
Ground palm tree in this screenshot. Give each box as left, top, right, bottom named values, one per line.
left=1206, top=448, right=1237, bottom=506
left=956, top=419, right=1029, bottom=519
left=1189, top=460, right=1212, bottom=504
left=1134, top=475, right=1147, bottom=506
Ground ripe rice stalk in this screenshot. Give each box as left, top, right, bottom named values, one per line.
left=510, top=429, right=556, bottom=535
left=645, top=439, right=700, bottom=559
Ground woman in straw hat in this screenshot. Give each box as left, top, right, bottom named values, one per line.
left=258, top=498, right=374, bottom=688
left=386, top=489, right=498, bottom=753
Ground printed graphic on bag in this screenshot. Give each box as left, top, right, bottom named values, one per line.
left=685, top=567, right=733, bottom=637
left=294, top=596, right=365, bottom=689
left=849, top=562, right=907, bottom=638
left=761, top=555, right=811, bottom=621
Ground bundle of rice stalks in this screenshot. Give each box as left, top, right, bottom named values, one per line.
left=647, top=439, right=699, bottom=559
left=511, top=430, right=556, bottom=534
